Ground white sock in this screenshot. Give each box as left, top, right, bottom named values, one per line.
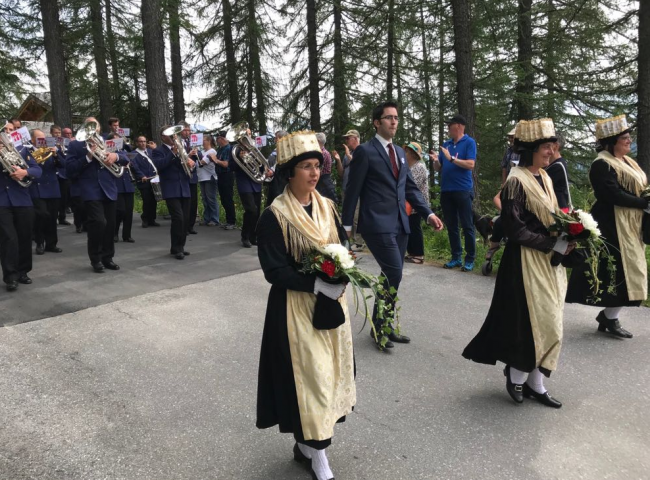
left=603, top=307, right=623, bottom=320
left=509, top=366, right=528, bottom=385
left=298, top=444, right=333, bottom=480
left=525, top=368, right=547, bottom=394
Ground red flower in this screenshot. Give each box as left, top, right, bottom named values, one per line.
left=568, top=222, right=585, bottom=236
left=321, top=260, right=336, bottom=277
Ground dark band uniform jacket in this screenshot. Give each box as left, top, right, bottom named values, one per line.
left=65, top=140, right=128, bottom=201
left=0, top=149, right=42, bottom=207
left=29, top=152, right=61, bottom=199
left=151, top=144, right=190, bottom=200
left=130, top=148, right=157, bottom=181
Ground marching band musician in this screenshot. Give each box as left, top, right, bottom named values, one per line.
left=107, top=132, right=136, bottom=243
left=65, top=116, right=128, bottom=273
left=152, top=125, right=196, bottom=260
left=130, top=136, right=161, bottom=228
left=1, top=121, right=42, bottom=291
left=180, top=122, right=199, bottom=235
left=106, top=117, right=133, bottom=152
left=28, top=129, right=63, bottom=255
left=51, top=125, right=72, bottom=226
left=63, top=127, right=87, bottom=234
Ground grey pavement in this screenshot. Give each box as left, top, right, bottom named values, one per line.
left=1, top=228, right=649, bottom=480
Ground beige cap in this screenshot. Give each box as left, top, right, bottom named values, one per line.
left=343, top=129, right=360, bottom=138
left=507, top=127, right=516, bottom=136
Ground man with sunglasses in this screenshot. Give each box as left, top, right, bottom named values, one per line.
left=342, top=101, right=444, bottom=351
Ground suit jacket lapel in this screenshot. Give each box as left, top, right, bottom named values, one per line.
left=371, top=137, right=394, bottom=178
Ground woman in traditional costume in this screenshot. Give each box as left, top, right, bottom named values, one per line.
left=463, top=119, right=574, bottom=409
left=255, top=131, right=356, bottom=480
left=566, top=115, right=649, bottom=338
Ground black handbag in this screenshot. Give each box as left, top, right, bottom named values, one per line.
left=312, top=293, right=345, bottom=330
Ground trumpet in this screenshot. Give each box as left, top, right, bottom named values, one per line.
left=226, top=121, right=271, bottom=183
left=31, top=146, right=54, bottom=164
left=76, top=121, right=124, bottom=178
left=0, top=132, right=33, bottom=188
left=162, top=125, right=193, bottom=178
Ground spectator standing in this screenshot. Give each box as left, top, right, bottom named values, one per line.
left=197, top=135, right=220, bottom=226
left=543, top=131, right=571, bottom=211
left=214, top=132, right=237, bottom=229
left=433, top=114, right=477, bottom=272
left=500, top=128, right=520, bottom=184
left=403, top=142, right=429, bottom=264
left=315, top=132, right=338, bottom=203
left=333, top=129, right=363, bottom=250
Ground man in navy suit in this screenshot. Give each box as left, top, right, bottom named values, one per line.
left=180, top=122, right=199, bottom=235
left=106, top=132, right=136, bottom=243
left=152, top=125, right=195, bottom=260
left=28, top=129, right=63, bottom=255
left=0, top=122, right=42, bottom=291
left=342, top=102, right=444, bottom=350
left=130, top=135, right=160, bottom=228
left=65, top=117, right=128, bottom=273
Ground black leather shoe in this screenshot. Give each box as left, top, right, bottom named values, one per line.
left=45, top=246, right=63, bottom=253
left=187, top=230, right=198, bottom=235
left=35, top=244, right=45, bottom=255
left=250, top=238, right=258, bottom=246
left=242, top=239, right=252, bottom=248
left=504, top=366, right=524, bottom=404
left=102, top=261, right=120, bottom=270
left=370, top=331, right=394, bottom=350
left=174, top=252, right=185, bottom=260
left=523, top=383, right=562, bottom=408
left=92, top=263, right=105, bottom=273
left=388, top=332, right=411, bottom=343
left=6, top=281, right=18, bottom=292
left=76, top=226, right=83, bottom=233
left=123, top=237, right=135, bottom=243
left=141, top=221, right=148, bottom=228
left=293, top=443, right=311, bottom=468
left=17, top=275, right=32, bottom=285
left=183, top=251, right=190, bottom=256
left=58, top=219, right=71, bottom=225
left=596, top=311, right=633, bottom=338
left=150, top=221, right=161, bottom=227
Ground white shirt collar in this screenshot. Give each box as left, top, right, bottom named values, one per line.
left=375, top=133, right=392, bottom=150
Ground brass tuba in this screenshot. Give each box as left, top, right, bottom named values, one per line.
left=31, top=146, right=54, bottom=164
left=162, top=125, right=193, bottom=178
left=226, top=121, right=271, bottom=184
left=76, top=121, right=124, bottom=178
left=0, top=132, right=33, bottom=188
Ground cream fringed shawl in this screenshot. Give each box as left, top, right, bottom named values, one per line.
left=502, top=167, right=566, bottom=372
left=594, top=152, right=648, bottom=301
left=269, top=187, right=356, bottom=441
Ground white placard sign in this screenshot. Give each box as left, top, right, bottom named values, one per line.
left=255, top=136, right=267, bottom=148
left=190, top=133, right=203, bottom=146
left=10, top=131, right=23, bottom=146
left=35, top=137, right=48, bottom=147
left=118, top=128, right=131, bottom=137
left=45, top=137, right=58, bottom=147
left=17, top=126, right=30, bottom=144
left=104, top=138, right=124, bottom=153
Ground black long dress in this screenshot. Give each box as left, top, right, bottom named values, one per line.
left=255, top=205, right=349, bottom=449
left=566, top=159, right=648, bottom=307
left=462, top=178, right=558, bottom=375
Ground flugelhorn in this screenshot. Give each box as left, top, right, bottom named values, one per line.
left=0, top=132, right=33, bottom=187
left=162, top=125, right=193, bottom=178
left=226, top=121, right=271, bottom=184
left=76, top=121, right=124, bottom=178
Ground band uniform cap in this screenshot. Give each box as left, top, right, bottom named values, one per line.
left=343, top=129, right=360, bottom=138
left=276, top=131, right=323, bottom=168
left=507, top=127, right=516, bottom=136
left=514, top=118, right=556, bottom=143
left=403, top=141, right=423, bottom=160
left=445, top=114, right=467, bottom=126
left=595, top=114, right=630, bottom=140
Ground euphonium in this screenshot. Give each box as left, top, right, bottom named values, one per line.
left=76, top=121, right=124, bottom=178
left=0, top=132, right=33, bottom=188
left=31, top=146, right=54, bottom=164
left=226, top=121, right=271, bottom=184
left=162, top=125, right=193, bottom=178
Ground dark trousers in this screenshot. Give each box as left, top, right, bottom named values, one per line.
left=240, top=191, right=261, bottom=242
left=0, top=206, right=34, bottom=284
left=57, top=178, right=70, bottom=222
left=138, top=184, right=158, bottom=225
left=166, top=197, right=190, bottom=254
left=441, top=190, right=476, bottom=262
left=217, top=172, right=236, bottom=225
left=188, top=183, right=198, bottom=231
left=406, top=214, right=424, bottom=257
left=71, top=196, right=87, bottom=229
left=115, top=192, right=134, bottom=240
left=33, top=197, right=60, bottom=248
left=363, top=231, right=408, bottom=330
left=490, top=216, right=504, bottom=243
left=85, top=200, right=116, bottom=264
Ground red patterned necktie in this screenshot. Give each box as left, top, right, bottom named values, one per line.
left=388, top=143, right=398, bottom=179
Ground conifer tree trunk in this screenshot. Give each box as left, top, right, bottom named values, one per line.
left=39, top=0, right=72, bottom=127
left=248, top=0, right=267, bottom=136
left=420, top=1, right=433, bottom=150
left=222, top=0, right=241, bottom=123
left=514, top=0, right=534, bottom=121
left=306, top=0, right=321, bottom=130
left=105, top=0, right=120, bottom=110
left=638, top=0, right=650, bottom=176
left=168, top=0, right=185, bottom=123
left=331, top=0, right=348, bottom=145
left=386, top=0, right=395, bottom=100
left=90, top=0, right=114, bottom=129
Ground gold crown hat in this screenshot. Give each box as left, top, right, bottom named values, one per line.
left=514, top=118, right=557, bottom=144
left=276, top=130, right=323, bottom=168
left=595, top=114, right=631, bottom=140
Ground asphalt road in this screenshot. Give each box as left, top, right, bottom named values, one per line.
left=1, top=223, right=648, bottom=480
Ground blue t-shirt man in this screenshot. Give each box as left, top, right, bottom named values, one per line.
left=439, top=134, right=477, bottom=192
